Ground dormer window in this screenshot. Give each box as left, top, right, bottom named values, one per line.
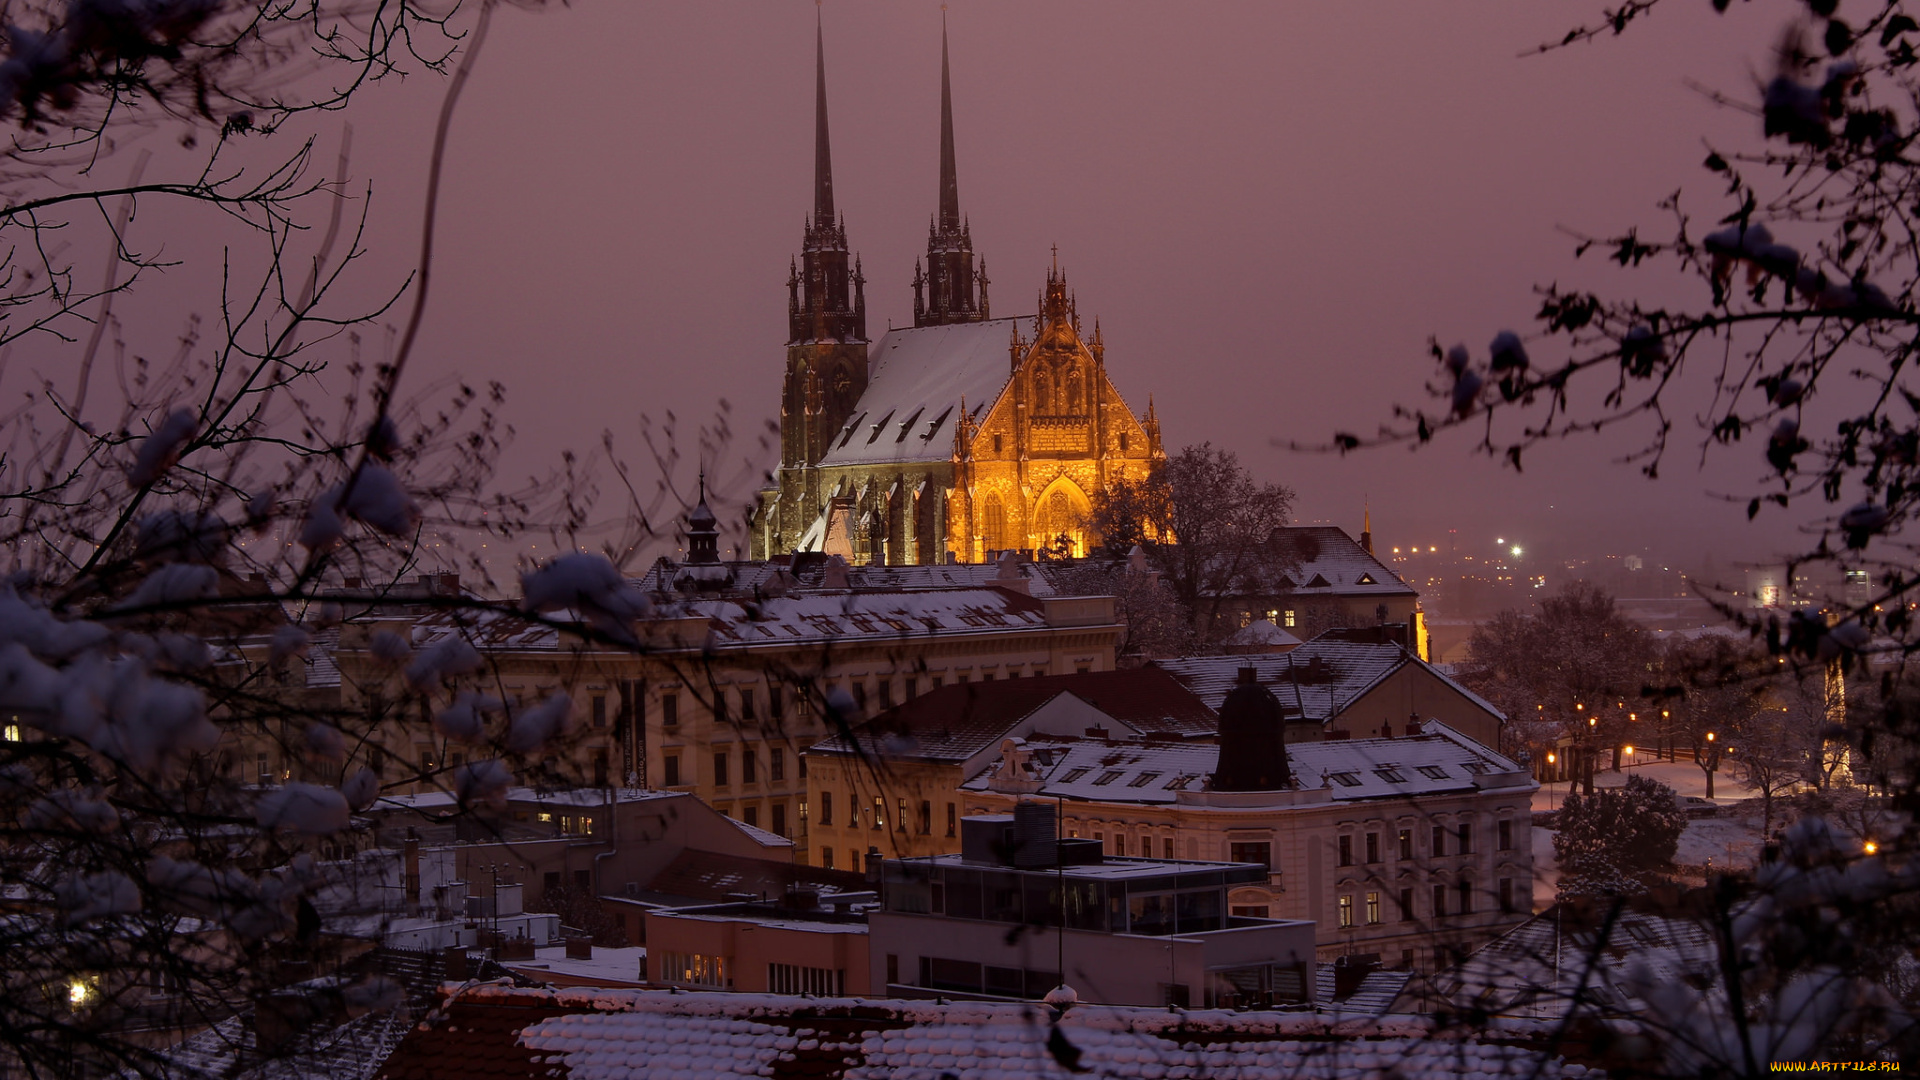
left=1062, top=767, right=1091, bottom=783
left=1417, top=765, right=1449, bottom=780
left=1374, top=767, right=1408, bottom=784
left=1093, top=770, right=1124, bottom=786
left=1328, top=772, right=1362, bottom=787
left=1127, top=772, right=1161, bottom=788
left=1357, top=573, right=1377, bottom=585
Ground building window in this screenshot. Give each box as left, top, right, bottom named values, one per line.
left=1398, top=828, right=1413, bottom=860
left=1458, top=879, right=1474, bottom=914
left=1338, top=835, right=1353, bottom=867
left=919, top=800, right=932, bottom=835
left=906, top=677, right=919, bottom=700
left=768, top=963, right=845, bottom=997
left=897, top=798, right=907, bottom=832
left=993, top=433, right=1003, bottom=453
left=872, top=796, right=884, bottom=830
left=1497, top=819, right=1513, bottom=851
left=713, top=751, right=729, bottom=787
left=769, top=684, right=784, bottom=720
left=1164, top=837, right=1175, bottom=860
left=1119, top=432, right=1129, bottom=452
left=743, top=805, right=758, bottom=828
left=853, top=682, right=868, bottom=713
left=798, top=754, right=807, bottom=779
left=1498, top=877, right=1514, bottom=913
left=879, top=680, right=894, bottom=710
left=1432, top=884, right=1447, bottom=918
left=740, top=687, right=756, bottom=720
left=1458, top=823, right=1473, bottom=854
left=662, top=693, right=679, bottom=727
left=1338, top=896, right=1354, bottom=928
left=660, top=953, right=729, bottom=989
left=590, top=749, right=608, bottom=787
left=1366, top=832, right=1380, bottom=863
left=1283, top=609, right=1296, bottom=627
left=1230, top=905, right=1269, bottom=918
left=771, top=747, right=785, bottom=782
left=1229, top=841, right=1272, bottom=870
left=663, top=755, right=680, bottom=787
left=821, top=847, right=834, bottom=870
left=946, top=803, right=957, bottom=837
left=773, top=803, right=788, bottom=837
left=1366, top=891, right=1381, bottom=925
left=743, top=748, right=757, bottom=785
left=591, top=695, right=607, bottom=729
left=1431, top=826, right=1446, bottom=857
left=1400, top=887, right=1414, bottom=921
left=820, top=791, right=834, bottom=826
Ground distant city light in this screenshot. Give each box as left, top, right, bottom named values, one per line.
left=69, top=980, right=90, bottom=1007
left=1511, top=545, right=1522, bottom=557
left=1429, top=546, right=1437, bottom=552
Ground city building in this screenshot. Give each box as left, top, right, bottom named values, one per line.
left=803, top=668, right=1216, bottom=868
left=751, top=19, right=1163, bottom=563
left=299, top=505, right=1120, bottom=863
left=644, top=894, right=873, bottom=995
left=871, top=803, right=1318, bottom=1007
left=1153, top=630, right=1506, bottom=749
left=959, top=671, right=1536, bottom=969
left=1213, top=525, right=1428, bottom=654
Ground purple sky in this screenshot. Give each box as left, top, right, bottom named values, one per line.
left=76, top=1, right=1829, bottom=573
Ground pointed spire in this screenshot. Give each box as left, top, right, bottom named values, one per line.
left=938, top=9, right=959, bottom=232
left=1361, top=498, right=1374, bottom=556
left=813, top=5, right=835, bottom=227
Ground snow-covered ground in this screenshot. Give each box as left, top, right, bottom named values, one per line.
left=1528, top=759, right=1767, bottom=911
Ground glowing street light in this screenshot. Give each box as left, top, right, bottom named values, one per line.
left=1865, top=840, right=1880, bottom=856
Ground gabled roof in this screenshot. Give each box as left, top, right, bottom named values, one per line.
left=1154, top=633, right=1506, bottom=722
left=817, top=318, right=1025, bottom=467
left=373, top=985, right=1604, bottom=1080
left=809, top=669, right=1217, bottom=763
left=1265, top=525, right=1418, bottom=597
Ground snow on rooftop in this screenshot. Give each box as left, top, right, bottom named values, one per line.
left=817, top=319, right=1026, bottom=468
left=396, top=986, right=1600, bottom=1080
left=963, top=724, right=1527, bottom=804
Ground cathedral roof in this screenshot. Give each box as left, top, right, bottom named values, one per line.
left=816, top=317, right=1025, bottom=468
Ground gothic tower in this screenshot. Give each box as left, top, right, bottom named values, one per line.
left=912, top=17, right=988, bottom=328
left=771, top=12, right=868, bottom=552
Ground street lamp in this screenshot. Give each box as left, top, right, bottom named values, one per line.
left=1545, top=753, right=1557, bottom=810
left=1703, top=731, right=1719, bottom=800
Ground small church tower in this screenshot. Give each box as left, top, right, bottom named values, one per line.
left=1210, top=667, right=1292, bottom=792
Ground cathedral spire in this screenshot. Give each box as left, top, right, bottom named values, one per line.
left=915, top=12, right=986, bottom=328
left=938, top=11, right=959, bottom=232
left=813, top=6, right=834, bottom=228
left=789, top=6, right=863, bottom=346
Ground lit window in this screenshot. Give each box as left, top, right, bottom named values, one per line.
left=1283, top=610, right=1296, bottom=627
left=3, top=723, right=18, bottom=742
left=1366, top=891, right=1381, bottom=925
left=1338, top=896, right=1354, bottom=928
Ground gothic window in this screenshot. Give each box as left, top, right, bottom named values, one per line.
left=1065, top=363, right=1085, bottom=413
left=982, top=493, right=1008, bottom=553
left=887, top=490, right=906, bottom=566
left=1033, top=369, right=1052, bottom=413
left=915, top=489, right=939, bottom=565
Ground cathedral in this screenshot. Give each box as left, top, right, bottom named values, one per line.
left=749, top=18, right=1163, bottom=565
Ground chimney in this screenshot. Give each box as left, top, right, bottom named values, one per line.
left=403, top=834, right=421, bottom=913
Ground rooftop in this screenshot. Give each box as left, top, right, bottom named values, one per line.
left=807, top=669, right=1217, bottom=764
left=962, top=723, right=1531, bottom=805
left=1154, top=634, right=1505, bottom=722
left=372, top=985, right=1607, bottom=1080
left=817, top=318, right=1025, bottom=468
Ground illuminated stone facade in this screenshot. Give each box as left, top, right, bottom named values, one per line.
left=751, top=21, right=1161, bottom=564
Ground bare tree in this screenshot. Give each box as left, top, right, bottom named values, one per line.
left=1087, top=443, right=1294, bottom=644
left=1455, top=581, right=1656, bottom=788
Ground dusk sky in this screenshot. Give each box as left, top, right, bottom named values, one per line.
left=77, top=1, right=1820, bottom=572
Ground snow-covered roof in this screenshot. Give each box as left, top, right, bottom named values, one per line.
left=961, top=724, right=1528, bottom=805
left=1315, top=964, right=1416, bottom=1017
left=1265, top=526, right=1418, bottom=598
left=390, top=586, right=1066, bottom=657
left=816, top=319, right=1024, bottom=468
left=808, top=669, right=1217, bottom=763
left=374, top=985, right=1605, bottom=1080
left=1426, top=900, right=1723, bottom=1020
left=1223, top=618, right=1303, bottom=648
left=1155, top=633, right=1506, bottom=722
